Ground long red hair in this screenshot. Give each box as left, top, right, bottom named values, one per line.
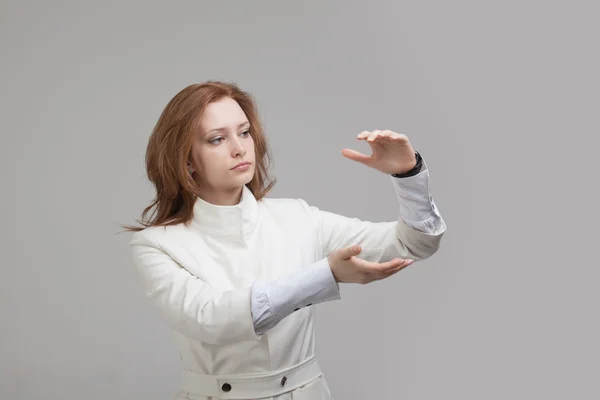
left=120, top=81, right=276, bottom=233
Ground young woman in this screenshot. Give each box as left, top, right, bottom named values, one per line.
left=124, top=81, right=446, bottom=400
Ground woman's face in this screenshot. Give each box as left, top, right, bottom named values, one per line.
left=188, top=97, right=256, bottom=197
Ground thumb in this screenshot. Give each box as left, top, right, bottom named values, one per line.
left=342, top=245, right=362, bottom=259
left=341, top=149, right=371, bottom=165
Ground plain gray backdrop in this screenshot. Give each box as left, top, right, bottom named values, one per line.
left=2, top=1, right=599, bottom=399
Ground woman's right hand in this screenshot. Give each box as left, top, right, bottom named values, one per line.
left=327, top=245, right=414, bottom=284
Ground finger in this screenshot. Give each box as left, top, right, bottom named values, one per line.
left=376, top=258, right=413, bottom=273
left=389, top=132, right=409, bottom=142
left=357, top=131, right=371, bottom=140
left=390, top=258, right=414, bottom=270
left=341, top=148, right=371, bottom=165
left=374, top=258, right=403, bottom=270
left=367, top=130, right=381, bottom=142
left=351, top=257, right=412, bottom=274
left=382, top=262, right=410, bottom=278
left=374, top=259, right=413, bottom=279
left=378, top=258, right=414, bottom=270
left=372, top=259, right=414, bottom=279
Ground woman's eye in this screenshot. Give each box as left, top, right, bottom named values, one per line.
left=209, top=137, right=223, bottom=144
left=240, top=130, right=250, bottom=137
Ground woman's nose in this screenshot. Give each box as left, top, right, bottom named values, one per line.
left=231, top=138, right=246, bottom=157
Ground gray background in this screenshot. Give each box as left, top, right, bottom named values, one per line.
left=2, top=1, right=598, bottom=399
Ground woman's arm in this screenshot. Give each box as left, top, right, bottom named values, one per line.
left=317, top=130, right=448, bottom=262
left=130, top=234, right=262, bottom=345
left=251, top=164, right=447, bottom=334
left=251, top=257, right=339, bottom=334
left=302, top=160, right=446, bottom=263
left=306, top=202, right=443, bottom=263
left=131, top=231, right=409, bottom=342
left=131, top=233, right=344, bottom=340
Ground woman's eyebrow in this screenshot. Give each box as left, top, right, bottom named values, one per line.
left=206, top=121, right=250, bottom=135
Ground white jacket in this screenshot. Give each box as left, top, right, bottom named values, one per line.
left=129, top=184, right=445, bottom=399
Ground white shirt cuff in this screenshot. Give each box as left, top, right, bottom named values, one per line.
left=251, top=257, right=340, bottom=334
left=391, top=161, right=446, bottom=235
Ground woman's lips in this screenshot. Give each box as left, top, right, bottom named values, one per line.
left=232, top=162, right=251, bottom=171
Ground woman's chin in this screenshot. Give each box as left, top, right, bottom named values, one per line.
left=231, top=167, right=254, bottom=180
left=222, top=173, right=253, bottom=189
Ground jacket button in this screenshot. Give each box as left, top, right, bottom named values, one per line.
left=222, top=383, right=232, bottom=392
left=281, top=376, right=287, bottom=386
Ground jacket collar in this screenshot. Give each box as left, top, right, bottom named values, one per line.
left=191, top=185, right=260, bottom=239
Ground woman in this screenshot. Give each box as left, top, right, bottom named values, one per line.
left=124, top=81, right=446, bottom=400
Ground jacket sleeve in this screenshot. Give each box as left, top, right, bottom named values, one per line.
left=303, top=203, right=444, bottom=262
left=299, top=175, right=446, bottom=262
left=129, top=233, right=261, bottom=345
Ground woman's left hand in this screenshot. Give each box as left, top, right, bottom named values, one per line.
left=341, top=130, right=417, bottom=175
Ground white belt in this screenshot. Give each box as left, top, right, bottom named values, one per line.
left=181, top=355, right=323, bottom=399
